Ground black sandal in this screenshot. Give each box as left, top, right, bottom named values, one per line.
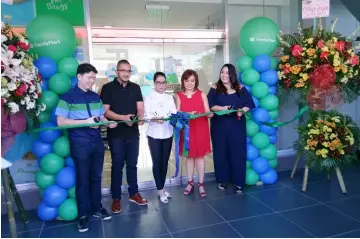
left=235, top=186, right=244, bottom=194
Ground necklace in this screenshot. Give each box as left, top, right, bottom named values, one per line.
left=184, top=90, right=196, bottom=98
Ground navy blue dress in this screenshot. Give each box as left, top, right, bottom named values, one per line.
left=207, top=87, right=255, bottom=187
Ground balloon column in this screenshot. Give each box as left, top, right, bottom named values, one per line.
left=238, top=17, right=280, bottom=186
left=27, top=15, right=78, bottom=221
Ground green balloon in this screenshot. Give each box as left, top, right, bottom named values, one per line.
left=35, top=170, right=55, bottom=189
left=242, top=68, right=260, bottom=86
left=58, top=57, right=79, bottom=77
left=239, top=17, right=280, bottom=57
left=41, top=153, right=65, bottom=175
left=58, top=198, right=78, bottom=221
left=38, top=111, right=51, bottom=124
left=269, top=109, right=279, bottom=120
left=246, top=160, right=252, bottom=168
left=237, top=56, right=253, bottom=72
left=53, top=136, right=70, bottom=158
left=260, top=95, right=279, bottom=111
left=252, top=132, right=270, bottom=149
left=246, top=169, right=259, bottom=185
left=251, top=82, right=269, bottom=99
left=269, top=158, right=278, bottom=168
left=49, top=73, right=71, bottom=95
left=26, top=15, right=76, bottom=62
left=38, top=90, right=59, bottom=112
left=166, top=73, right=178, bottom=84
left=270, top=57, right=278, bottom=70
left=246, top=120, right=259, bottom=137
left=260, top=144, right=277, bottom=160
left=68, top=186, right=76, bottom=199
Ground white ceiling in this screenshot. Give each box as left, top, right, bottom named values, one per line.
left=89, top=0, right=223, bottom=29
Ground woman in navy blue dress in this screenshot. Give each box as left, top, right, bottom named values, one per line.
left=207, top=64, right=255, bottom=194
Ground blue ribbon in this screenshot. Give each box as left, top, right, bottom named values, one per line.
left=169, top=112, right=190, bottom=177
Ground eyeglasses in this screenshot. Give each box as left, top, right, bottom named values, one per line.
left=155, top=81, right=166, bottom=86
left=117, top=69, right=132, bottom=74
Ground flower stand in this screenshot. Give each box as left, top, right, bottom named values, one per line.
left=2, top=158, right=29, bottom=238
left=290, top=153, right=347, bottom=193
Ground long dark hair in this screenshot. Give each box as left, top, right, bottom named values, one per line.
left=215, top=64, right=242, bottom=94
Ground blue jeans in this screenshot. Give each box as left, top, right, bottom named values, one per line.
left=70, top=135, right=105, bottom=218
left=109, top=137, right=139, bottom=199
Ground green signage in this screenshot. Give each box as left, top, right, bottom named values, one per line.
left=35, top=0, right=85, bottom=26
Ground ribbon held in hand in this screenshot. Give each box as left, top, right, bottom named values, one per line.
left=169, top=112, right=190, bottom=177
left=306, top=64, right=343, bottom=110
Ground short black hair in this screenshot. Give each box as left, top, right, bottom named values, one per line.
left=117, top=59, right=130, bottom=69
left=153, top=72, right=166, bottom=82
left=77, top=63, right=98, bottom=75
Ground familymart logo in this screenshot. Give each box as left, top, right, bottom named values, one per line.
left=250, top=37, right=276, bottom=43
left=30, top=40, right=61, bottom=48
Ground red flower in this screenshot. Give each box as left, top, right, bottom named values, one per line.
left=317, top=40, right=325, bottom=48
left=291, top=45, right=302, bottom=57
left=335, top=41, right=345, bottom=51
left=14, top=84, right=27, bottom=97
left=17, top=41, right=30, bottom=51
left=320, top=51, right=329, bottom=59
left=37, top=73, right=42, bottom=82
left=284, top=79, right=291, bottom=89
left=283, top=65, right=291, bottom=74
left=1, top=61, right=4, bottom=73
left=1, top=98, right=5, bottom=107
left=8, top=45, right=17, bottom=52
left=349, top=55, right=359, bottom=66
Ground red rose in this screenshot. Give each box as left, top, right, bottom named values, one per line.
left=8, top=45, right=17, bottom=52
left=320, top=51, right=329, bottom=59
left=335, top=41, right=345, bottom=51
left=349, top=55, right=359, bottom=66
left=17, top=41, right=30, bottom=51
left=284, top=79, right=291, bottom=89
left=291, top=45, right=302, bottom=57
left=317, top=40, right=325, bottom=48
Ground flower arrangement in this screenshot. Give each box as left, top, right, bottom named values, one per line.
left=1, top=21, right=43, bottom=116
left=295, top=110, right=359, bottom=172
left=277, top=20, right=360, bottom=105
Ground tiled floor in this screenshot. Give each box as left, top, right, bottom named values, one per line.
left=2, top=166, right=360, bottom=238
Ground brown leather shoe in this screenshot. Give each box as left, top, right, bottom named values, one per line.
left=129, top=193, right=148, bottom=205
left=111, top=199, right=121, bottom=214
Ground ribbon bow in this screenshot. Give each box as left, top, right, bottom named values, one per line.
left=169, top=112, right=190, bottom=177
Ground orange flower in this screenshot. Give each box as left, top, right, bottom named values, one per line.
left=281, top=55, right=289, bottom=62
left=290, top=65, right=302, bottom=74
left=334, top=66, right=340, bottom=72
left=306, top=48, right=316, bottom=56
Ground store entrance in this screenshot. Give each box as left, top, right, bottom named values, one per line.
left=90, top=28, right=225, bottom=192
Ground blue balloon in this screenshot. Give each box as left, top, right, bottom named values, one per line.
left=260, top=70, right=278, bottom=86
left=41, top=79, right=48, bottom=91
left=252, top=96, right=259, bottom=108
left=70, top=77, right=77, bottom=88
left=252, top=108, right=270, bottom=123
left=269, top=86, right=278, bottom=95
left=32, top=140, right=53, bottom=158
left=38, top=122, right=61, bottom=143
left=260, top=124, right=277, bottom=136
left=72, top=49, right=78, bottom=58
left=246, top=137, right=252, bottom=144
left=65, top=156, right=75, bottom=168
left=247, top=144, right=259, bottom=161
left=269, top=134, right=278, bottom=144
left=260, top=168, right=278, bottom=184
left=244, top=85, right=251, bottom=92
left=43, top=185, right=67, bottom=207
left=50, top=108, right=57, bottom=123
left=37, top=202, right=58, bottom=221
left=252, top=157, right=270, bottom=174
left=238, top=72, right=242, bottom=82
left=56, top=167, right=76, bottom=189
left=252, top=55, right=271, bottom=73
left=34, top=57, right=57, bottom=79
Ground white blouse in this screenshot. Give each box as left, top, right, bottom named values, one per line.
left=144, top=90, right=177, bottom=139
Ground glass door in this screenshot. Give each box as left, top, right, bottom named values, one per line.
left=91, top=28, right=225, bottom=189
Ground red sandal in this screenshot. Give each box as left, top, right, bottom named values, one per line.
left=198, top=182, right=207, bottom=198
left=184, top=180, right=194, bottom=195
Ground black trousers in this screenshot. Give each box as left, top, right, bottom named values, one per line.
left=147, top=136, right=173, bottom=190
left=70, top=135, right=105, bottom=218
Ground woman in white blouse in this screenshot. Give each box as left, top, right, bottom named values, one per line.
left=144, top=72, right=177, bottom=203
